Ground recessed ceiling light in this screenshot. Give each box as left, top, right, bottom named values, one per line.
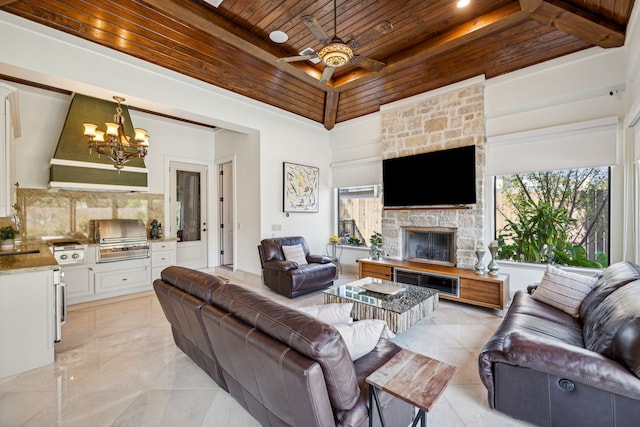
left=457, top=0, right=470, bottom=8
left=269, top=30, right=289, bottom=43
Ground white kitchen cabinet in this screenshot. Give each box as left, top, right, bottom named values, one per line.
left=151, top=239, right=176, bottom=281
left=91, top=257, right=151, bottom=300
left=0, top=268, right=56, bottom=378
left=63, top=263, right=94, bottom=304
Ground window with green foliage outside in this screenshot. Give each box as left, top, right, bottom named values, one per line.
left=494, top=167, right=610, bottom=268
left=337, top=185, right=382, bottom=247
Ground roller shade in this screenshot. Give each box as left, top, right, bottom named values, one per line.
left=487, top=117, right=618, bottom=176
left=331, top=157, right=382, bottom=188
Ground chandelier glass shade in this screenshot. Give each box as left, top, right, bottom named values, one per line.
left=318, top=41, right=353, bottom=67
left=83, top=96, right=149, bottom=171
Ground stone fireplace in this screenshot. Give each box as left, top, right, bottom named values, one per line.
left=403, top=227, right=456, bottom=266
left=380, top=79, right=485, bottom=269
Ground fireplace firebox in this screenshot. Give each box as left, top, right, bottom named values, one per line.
left=403, top=227, right=456, bottom=266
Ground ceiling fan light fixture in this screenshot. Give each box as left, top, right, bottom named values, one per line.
left=318, top=42, right=353, bottom=67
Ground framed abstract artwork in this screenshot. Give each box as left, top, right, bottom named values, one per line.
left=283, top=162, right=319, bottom=213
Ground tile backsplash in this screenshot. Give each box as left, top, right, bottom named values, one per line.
left=16, top=188, right=164, bottom=240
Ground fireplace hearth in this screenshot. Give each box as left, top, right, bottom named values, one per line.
left=403, top=227, right=456, bottom=266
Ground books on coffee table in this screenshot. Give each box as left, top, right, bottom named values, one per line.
left=360, top=281, right=406, bottom=295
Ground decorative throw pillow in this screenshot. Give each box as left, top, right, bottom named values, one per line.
left=334, top=319, right=390, bottom=361
left=281, top=244, right=308, bottom=265
left=297, top=303, right=353, bottom=325
left=531, top=264, right=598, bottom=317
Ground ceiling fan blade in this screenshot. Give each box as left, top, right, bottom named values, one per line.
left=276, top=54, right=315, bottom=63
left=301, top=15, right=331, bottom=44
left=347, top=21, right=393, bottom=49
left=319, top=66, right=336, bottom=84
left=351, top=56, right=385, bottom=72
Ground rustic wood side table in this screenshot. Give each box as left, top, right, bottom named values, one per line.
left=366, top=349, right=457, bottom=427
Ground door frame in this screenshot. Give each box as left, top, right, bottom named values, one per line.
left=164, top=156, right=216, bottom=268
left=216, top=155, right=237, bottom=271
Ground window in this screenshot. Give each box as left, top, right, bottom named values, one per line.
left=494, top=167, right=610, bottom=268
left=337, top=185, right=382, bottom=247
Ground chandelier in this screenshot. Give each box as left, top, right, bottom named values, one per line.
left=318, top=38, right=353, bottom=67
left=83, top=96, right=149, bottom=171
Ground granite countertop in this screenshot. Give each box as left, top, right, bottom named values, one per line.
left=0, top=243, right=58, bottom=274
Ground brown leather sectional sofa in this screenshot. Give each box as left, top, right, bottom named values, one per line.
left=153, top=266, right=413, bottom=427
left=479, top=261, right=640, bottom=427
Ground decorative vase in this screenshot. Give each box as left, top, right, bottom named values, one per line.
left=1, top=239, right=14, bottom=250
left=370, top=246, right=382, bottom=260
left=474, top=244, right=486, bottom=274
left=487, top=240, right=499, bottom=276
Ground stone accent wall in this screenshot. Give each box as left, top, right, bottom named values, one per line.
left=380, top=82, right=485, bottom=269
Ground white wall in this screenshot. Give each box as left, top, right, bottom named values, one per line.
left=215, top=129, right=261, bottom=274
left=0, top=11, right=332, bottom=275
left=8, top=86, right=69, bottom=188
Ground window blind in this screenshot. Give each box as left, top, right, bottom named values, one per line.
left=331, top=157, right=382, bottom=188
left=487, top=117, right=618, bottom=176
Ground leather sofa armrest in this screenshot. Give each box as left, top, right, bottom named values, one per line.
left=307, top=254, right=333, bottom=264
left=503, top=331, right=640, bottom=399
left=263, top=260, right=299, bottom=272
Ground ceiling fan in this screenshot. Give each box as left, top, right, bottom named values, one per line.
left=276, top=0, right=393, bottom=84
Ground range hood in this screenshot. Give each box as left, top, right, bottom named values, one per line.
left=49, top=93, right=149, bottom=191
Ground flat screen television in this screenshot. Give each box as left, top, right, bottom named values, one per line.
left=382, top=145, right=476, bottom=207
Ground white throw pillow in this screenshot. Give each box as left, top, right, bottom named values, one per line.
left=531, top=264, right=598, bottom=317
left=297, top=303, right=353, bottom=325
left=281, top=244, right=308, bottom=265
left=334, top=319, right=389, bottom=361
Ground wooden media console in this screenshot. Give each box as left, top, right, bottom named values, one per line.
left=358, top=258, right=510, bottom=310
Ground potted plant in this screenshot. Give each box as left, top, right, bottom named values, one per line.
left=0, top=226, right=18, bottom=249
left=369, top=231, right=383, bottom=260
left=327, top=235, right=340, bottom=257
left=347, top=236, right=362, bottom=246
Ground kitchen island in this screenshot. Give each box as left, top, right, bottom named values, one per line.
left=0, top=242, right=60, bottom=378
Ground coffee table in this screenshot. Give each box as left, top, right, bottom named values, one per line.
left=322, top=277, right=438, bottom=333
left=366, top=349, right=457, bottom=427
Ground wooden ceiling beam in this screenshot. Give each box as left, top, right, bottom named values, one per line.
left=519, top=0, right=626, bottom=48
left=142, top=0, right=327, bottom=90
left=323, top=91, right=339, bottom=130
left=333, top=3, right=530, bottom=90
left=0, top=0, right=18, bottom=5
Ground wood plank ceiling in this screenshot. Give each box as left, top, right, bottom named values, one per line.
left=1, top=0, right=636, bottom=129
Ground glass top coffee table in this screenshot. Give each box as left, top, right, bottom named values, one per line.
left=323, top=277, right=438, bottom=333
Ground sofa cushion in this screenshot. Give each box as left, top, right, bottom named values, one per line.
left=582, top=280, right=640, bottom=378
left=210, top=284, right=361, bottom=411
left=282, top=243, right=308, bottom=265
left=334, top=319, right=388, bottom=361
left=580, top=261, right=640, bottom=322
left=297, top=303, right=353, bottom=325
left=160, top=266, right=227, bottom=303
left=531, top=265, right=597, bottom=317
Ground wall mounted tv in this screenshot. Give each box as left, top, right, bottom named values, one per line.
left=382, top=145, right=477, bottom=208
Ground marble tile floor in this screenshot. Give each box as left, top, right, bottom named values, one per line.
left=0, top=272, right=534, bottom=427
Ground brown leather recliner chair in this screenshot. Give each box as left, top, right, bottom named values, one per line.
left=258, top=236, right=337, bottom=298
